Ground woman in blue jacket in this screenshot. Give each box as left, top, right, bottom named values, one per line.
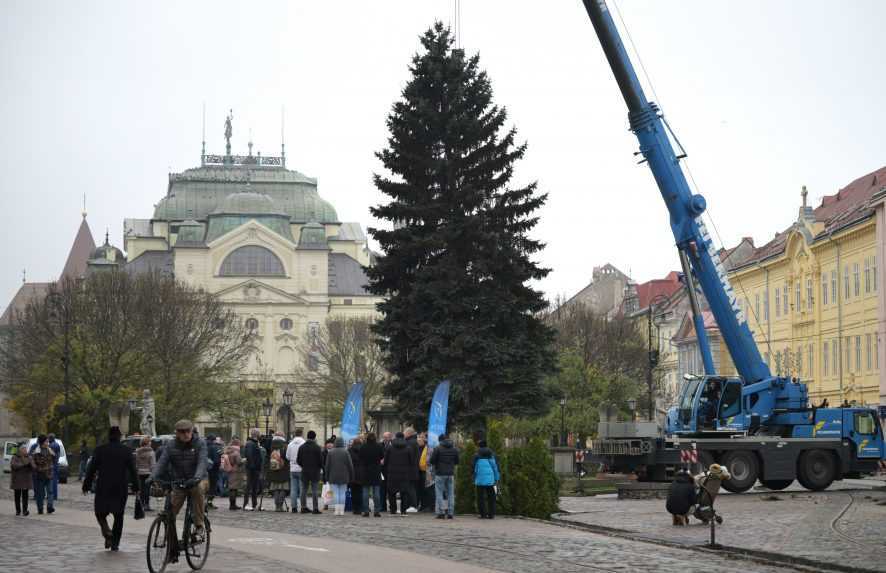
left=472, top=440, right=500, bottom=519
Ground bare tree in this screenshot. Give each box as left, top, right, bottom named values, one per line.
left=294, top=316, right=390, bottom=428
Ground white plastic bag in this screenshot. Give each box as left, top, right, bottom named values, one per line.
left=322, top=483, right=333, bottom=504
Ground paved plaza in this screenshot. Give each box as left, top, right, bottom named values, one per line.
left=0, top=482, right=829, bottom=573
left=559, top=478, right=886, bottom=573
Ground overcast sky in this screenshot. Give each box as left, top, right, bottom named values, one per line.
left=2, top=0, right=885, bottom=309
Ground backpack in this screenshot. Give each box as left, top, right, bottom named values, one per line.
left=220, top=453, right=233, bottom=473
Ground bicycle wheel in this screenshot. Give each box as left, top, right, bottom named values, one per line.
left=184, top=513, right=210, bottom=570
left=146, top=515, right=170, bottom=573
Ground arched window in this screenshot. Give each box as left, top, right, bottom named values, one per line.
left=220, top=246, right=285, bottom=276
left=279, top=318, right=293, bottom=331
left=245, top=318, right=259, bottom=331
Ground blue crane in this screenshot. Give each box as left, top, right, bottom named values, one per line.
left=581, top=0, right=884, bottom=491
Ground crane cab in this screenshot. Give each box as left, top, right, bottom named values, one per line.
left=667, top=375, right=743, bottom=435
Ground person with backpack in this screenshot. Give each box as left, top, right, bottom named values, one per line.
left=267, top=432, right=290, bottom=511
left=285, top=429, right=306, bottom=513
left=472, top=440, right=500, bottom=519
left=243, top=429, right=263, bottom=511
left=31, top=435, right=55, bottom=514
left=222, top=437, right=245, bottom=510
left=665, top=468, right=696, bottom=526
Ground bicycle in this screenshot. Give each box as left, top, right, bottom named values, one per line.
left=146, top=480, right=211, bottom=573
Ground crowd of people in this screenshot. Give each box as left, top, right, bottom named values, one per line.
left=7, top=424, right=504, bottom=533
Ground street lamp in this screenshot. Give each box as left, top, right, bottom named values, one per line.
left=282, top=389, right=293, bottom=440
left=559, top=397, right=567, bottom=446
left=627, top=398, right=637, bottom=421
left=262, top=397, right=273, bottom=438
left=46, top=291, right=71, bottom=446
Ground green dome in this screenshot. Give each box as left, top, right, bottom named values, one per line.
left=298, top=221, right=328, bottom=250
left=213, top=191, right=285, bottom=216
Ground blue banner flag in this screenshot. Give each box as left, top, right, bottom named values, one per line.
left=427, top=380, right=450, bottom=449
left=340, top=382, right=364, bottom=443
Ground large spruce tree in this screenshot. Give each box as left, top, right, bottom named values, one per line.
left=367, top=23, right=555, bottom=428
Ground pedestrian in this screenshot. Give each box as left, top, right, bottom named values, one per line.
left=268, top=432, right=290, bottom=511
left=216, top=437, right=228, bottom=497
left=206, top=433, right=222, bottom=510
left=10, top=444, right=34, bottom=516
left=665, top=468, right=696, bottom=526
left=324, top=437, right=354, bottom=516
left=46, top=433, right=61, bottom=502
left=403, top=428, right=421, bottom=512
left=348, top=436, right=364, bottom=514
left=243, top=428, right=263, bottom=511
left=358, top=432, right=384, bottom=517
left=82, top=426, right=139, bottom=551
left=417, top=433, right=430, bottom=511
left=134, top=436, right=156, bottom=512
left=429, top=433, right=459, bottom=519
left=78, top=440, right=90, bottom=481
left=380, top=431, right=393, bottom=512
left=31, top=434, right=55, bottom=515
left=383, top=432, right=415, bottom=515
left=472, top=440, right=500, bottom=519
left=321, top=437, right=335, bottom=509
left=296, top=430, right=323, bottom=514
left=285, top=428, right=306, bottom=513
left=222, top=438, right=245, bottom=510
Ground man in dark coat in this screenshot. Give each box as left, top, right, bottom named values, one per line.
left=666, top=469, right=697, bottom=526
left=358, top=432, right=385, bottom=517
left=295, top=430, right=323, bottom=513
left=205, top=434, right=222, bottom=508
left=403, top=428, right=421, bottom=511
left=429, top=434, right=460, bottom=519
left=242, top=428, right=263, bottom=511
left=82, top=426, right=139, bottom=551
left=383, top=432, right=415, bottom=514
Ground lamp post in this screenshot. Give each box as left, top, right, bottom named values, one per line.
left=627, top=398, right=637, bottom=422
left=282, top=389, right=293, bottom=440
left=559, top=397, right=567, bottom=446
left=47, top=292, right=71, bottom=446
left=262, top=397, right=273, bottom=439
left=647, top=293, right=669, bottom=421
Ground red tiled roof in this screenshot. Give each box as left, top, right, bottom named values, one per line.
left=635, top=274, right=682, bottom=310
left=731, top=165, right=886, bottom=268
left=674, top=310, right=719, bottom=342
left=59, top=218, right=96, bottom=280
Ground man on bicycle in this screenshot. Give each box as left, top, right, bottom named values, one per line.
left=150, top=419, right=208, bottom=539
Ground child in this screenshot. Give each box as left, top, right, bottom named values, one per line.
left=665, top=468, right=696, bottom=526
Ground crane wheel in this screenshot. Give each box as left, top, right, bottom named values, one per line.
left=720, top=451, right=758, bottom=493
left=760, top=479, right=793, bottom=491
left=797, top=449, right=836, bottom=491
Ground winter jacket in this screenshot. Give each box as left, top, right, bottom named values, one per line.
left=429, top=439, right=460, bottom=476
left=223, top=445, right=246, bottom=491
left=207, top=441, right=222, bottom=475
left=9, top=452, right=34, bottom=490
left=285, top=437, right=305, bottom=473
left=83, top=439, right=139, bottom=515
left=324, top=442, right=355, bottom=485
left=31, top=445, right=54, bottom=480
left=267, top=438, right=290, bottom=484
left=404, top=434, right=421, bottom=480
left=244, top=438, right=263, bottom=472
left=357, top=441, right=385, bottom=486
left=472, top=447, right=500, bottom=486
left=152, top=437, right=208, bottom=482
left=295, top=439, right=323, bottom=482
left=666, top=472, right=697, bottom=515
left=383, top=438, right=415, bottom=487
left=135, top=446, right=155, bottom=476
left=348, top=443, right=364, bottom=485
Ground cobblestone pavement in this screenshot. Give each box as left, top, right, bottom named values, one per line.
left=0, top=483, right=817, bottom=572
left=560, top=487, right=886, bottom=572
left=0, top=512, right=317, bottom=573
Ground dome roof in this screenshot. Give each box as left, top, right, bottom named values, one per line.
left=212, top=191, right=285, bottom=216
left=298, top=221, right=328, bottom=250
left=88, top=237, right=125, bottom=266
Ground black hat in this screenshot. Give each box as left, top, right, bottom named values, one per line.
left=109, top=426, right=122, bottom=439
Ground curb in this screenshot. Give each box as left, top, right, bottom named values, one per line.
left=538, top=513, right=880, bottom=573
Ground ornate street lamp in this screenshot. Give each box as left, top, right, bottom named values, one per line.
left=262, top=397, right=273, bottom=438
left=559, top=397, right=567, bottom=446
left=627, top=398, right=637, bottom=422
left=282, top=389, right=293, bottom=440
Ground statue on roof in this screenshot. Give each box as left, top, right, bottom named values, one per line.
left=224, top=109, right=233, bottom=156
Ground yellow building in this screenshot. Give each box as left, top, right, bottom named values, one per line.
left=726, top=167, right=886, bottom=407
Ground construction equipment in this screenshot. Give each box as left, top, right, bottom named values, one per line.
left=581, top=0, right=886, bottom=491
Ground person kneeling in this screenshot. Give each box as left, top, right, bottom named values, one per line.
left=665, top=468, right=696, bottom=526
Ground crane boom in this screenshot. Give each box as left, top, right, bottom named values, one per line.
left=582, top=0, right=770, bottom=384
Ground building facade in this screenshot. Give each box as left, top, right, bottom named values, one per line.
left=725, top=168, right=886, bottom=407
left=123, top=132, right=383, bottom=436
